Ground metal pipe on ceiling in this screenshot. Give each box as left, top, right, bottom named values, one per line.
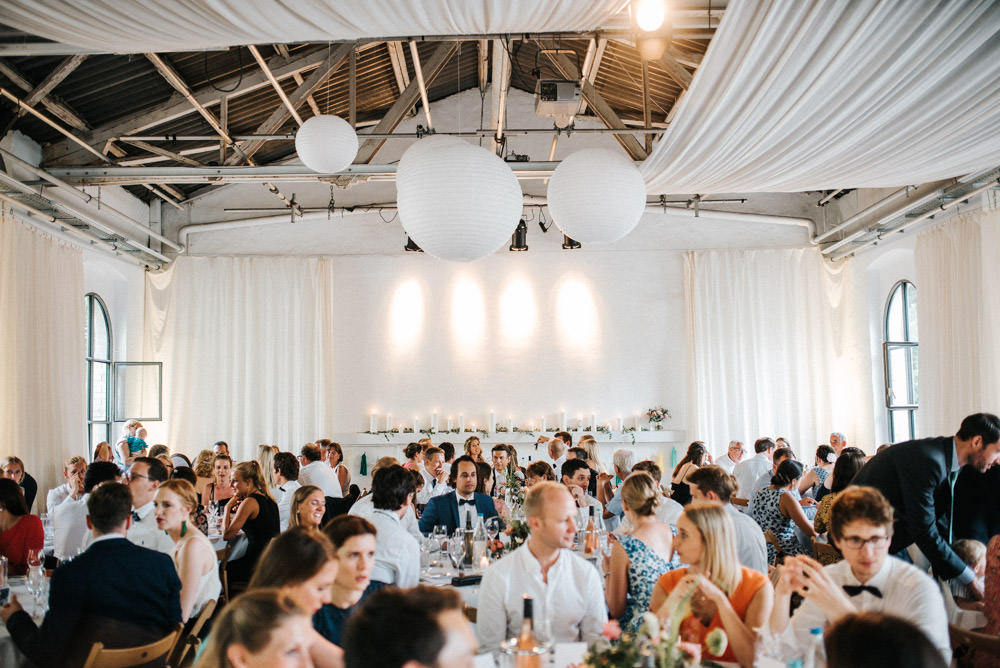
left=116, top=127, right=669, bottom=143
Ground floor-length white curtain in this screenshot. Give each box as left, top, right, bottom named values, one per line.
left=685, top=248, right=869, bottom=459
left=0, top=205, right=85, bottom=508
left=914, top=209, right=1000, bottom=436
left=144, top=256, right=336, bottom=459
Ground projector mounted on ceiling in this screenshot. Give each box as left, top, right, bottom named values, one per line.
left=535, top=79, right=581, bottom=128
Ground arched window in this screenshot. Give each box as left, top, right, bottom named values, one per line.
left=883, top=280, right=918, bottom=442
left=86, top=293, right=112, bottom=455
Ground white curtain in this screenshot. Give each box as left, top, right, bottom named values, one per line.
left=685, top=248, right=869, bottom=459
left=642, top=0, right=1000, bottom=193
left=2, top=0, right=627, bottom=52
left=144, top=256, right=336, bottom=460
left=914, top=209, right=1000, bottom=436
left=0, top=205, right=86, bottom=510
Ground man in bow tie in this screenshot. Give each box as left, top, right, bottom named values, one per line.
left=770, top=486, right=950, bottom=663
left=418, top=455, right=498, bottom=536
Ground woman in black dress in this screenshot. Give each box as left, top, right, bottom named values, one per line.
left=222, top=460, right=279, bottom=584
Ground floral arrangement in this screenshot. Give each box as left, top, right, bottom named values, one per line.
left=579, top=581, right=727, bottom=668
left=501, top=518, right=530, bottom=554
left=647, top=407, right=671, bottom=423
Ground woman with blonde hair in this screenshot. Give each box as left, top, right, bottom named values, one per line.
left=288, top=484, right=325, bottom=530
left=464, top=436, right=485, bottom=463
left=223, top=460, right=280, bottom=584
left=257, top=444, right=278, bottom=493
left=154, top=479, right=221, bottom=621
left=606, top=472, right=675, bottom=632
left=92, top=441, right=114, bottom=464
left=650, top=503, right=773, bottom=667
left=193, top=449, right=215, bottom=496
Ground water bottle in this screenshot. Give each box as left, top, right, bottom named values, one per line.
left=472, top=513, right=488, bottom=565
left=803, top=627, right=825, bottom=668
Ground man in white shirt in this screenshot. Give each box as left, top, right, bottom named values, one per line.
left=478, top=481, right=607, bottom=652
left=561, top=458, right=603, bottom=528
left=688, top=465, right=768, bottom=574
left=273, top=452, right=301, bottom=531
left=46, top=456, right=86, bottom=513
left=366, top=464, right=420, bottom=587
left=418, top=446, right=450, bottom=504
left=607, top=461, right=682, bottom=531
left=298, top=443, right=342, bottom=498
left=51, top=457, right=88, bottom=560
left=733, top=437, right=775, bottom=501
left=717, top=441, right=745, bottom=474
left=123, top=457, right=174, bottom=554
left=547, top=431, right=571, bottom=473
left=770, top=486, right=951, bottom=663
left=829, top=431, right=847, bottom=456
left=58, top=461, right=122, bottom=558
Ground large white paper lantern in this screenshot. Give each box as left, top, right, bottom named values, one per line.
left=295, top=114, right=359, bottom=173
left=397, top=135, right=523, bottom=262
left=547, top=148, right=647, bottom=243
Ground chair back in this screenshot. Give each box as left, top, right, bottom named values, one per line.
left=82, top=623, right=183, bottom=668
left=215, top=544, right=231, bottom=604
left=731, top=496, right=749, bottom=507
left=811, top=538, right=843, bottom=565
left=169, top=599, right=218, bottom=667
left=763, top=529, right=785, bottom=564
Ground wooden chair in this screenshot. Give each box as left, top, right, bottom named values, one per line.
left=811, top=537, right=843, bottom=565
left=462, top=604, right=478, bottom=623
left=168, top=599, right=218, bottom=668
left=731, top=496, right=749, bottom=508
left=764, top=529, right=786, bottom=564
left=82, top=623, right=183, bottom=668
left=215, top=543, right=231, bottom=604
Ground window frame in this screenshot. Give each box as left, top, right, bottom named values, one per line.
left=882, top=280, right=918, bottom=442
left=85, top=292, right=113, bottom=456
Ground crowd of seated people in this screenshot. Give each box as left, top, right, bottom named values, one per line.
left=0, top=415, right=998, bottom=668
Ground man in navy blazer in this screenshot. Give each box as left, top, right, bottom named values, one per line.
left=852, top=413, right=1000, bottom=597
left=0, top=482, right=182, bottom=667
left=419, top=455, right=499, bottom=535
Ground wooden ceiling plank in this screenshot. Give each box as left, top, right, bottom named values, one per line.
left=120, top=138, right=204, bottom=167
left=477, top=39, right=489, bottom=93
left=0, top=58, right=90, bottom=131
left=657, top=50, right=693, bottom=90
left=248, top=44, right=304, bottom=126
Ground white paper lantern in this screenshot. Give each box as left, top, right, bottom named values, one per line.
left=546, top=148, right=647, bottom=243
left=397, top=135, right=523, bottom=262
left=295, top=114, right=359, bottom=173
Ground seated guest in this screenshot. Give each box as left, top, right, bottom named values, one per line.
left=247, top=527, right=342, bottom=666
left=170, top=452, right=192, bottom=470
left=733, top=437, right=775, bottom=502
left=419, top=446, right=450, bottom=502
left=402, top=442, right=424, bottom=471
left=350, top=457, right=421, bottom=540
left=299, top=443, right=342, bottom=499
left=148, top=443, right=170, bottom=460
left=567, top=446, right=599, bottom=497
left=609, top=461, right=684, bottom=530
left=670, top=441, right=708, bottom=506
left=464, top=435, right=486, bottom=463
left=154, top=479, right=221, bottom=622
left=273, top=451, right=301, bottom=531
left=3, top=457, right=37, bottom=512
left=490, top=444, right=522, bottom=499
left=1, top=482, right=181, bottom=667
left=439, top=441, right=455, bottom=465
left=213, top=441, right=229, bottom=456
left=257, top=444, right=278, bottom=494
left=951, top=538, right=987, bottom=611
left=562, top=458, right=602, bottom=525
left=192, top=449, right=215, bottom=497
left=365, top=465, right=419, bottom=587
left=606, top=472, right=676, bottom=633
left=314, top=515, right=384, bottom=646
left=47, top=455, right=85, bottom=512
left=327, top=441, right=351, bottom=494
left=92, top=442, right=115, bottom=464
left=168, top=466, right=209, bottom=534
left=124, top=456, right=174, bottom=553
left=799, top=444, right=837, bottom=498
left=650, top=503, right=773, bottom=667
left=751, top=459, right=816, bottom=562
left=475, top=462, right=509, bottom=519
left=770, top=486, right=951, bottom=663
left=524, top=460, right=556, bottom=486
left=0, top=478, right=43, bottom=575
left=289, top=485, right=325, bottom=531
left=223, top=460, right=280, bottom=584
left=193, top=589, right=312, bottom=668
left=51, top=457, right=88, bottom=560
left=688, top=465, right=768, bottom=574
left=717, top=441, right=745, bottom=475
left=747, top=447, right=798, bottom=513
left=343, top=586, right=476, bottom=668
left=825, top=612, right=947, bottom=668
left=813, top=448, right=868, bottom=537
left=66, top=462, right=121, bottom=556
left=201, top=453, right=234, bottom=514
left=418, top=455, right=498, bottom=536
left=478, top=482, right=607, bottom=651
left=156, top=453, right=175, bottom=478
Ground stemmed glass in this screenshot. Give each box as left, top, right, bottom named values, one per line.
left=447, top=531, right=467, bottom=571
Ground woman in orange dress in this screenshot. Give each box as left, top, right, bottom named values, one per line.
left=650, top=503, right=773, bottom=667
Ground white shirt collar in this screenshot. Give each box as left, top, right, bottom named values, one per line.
left=93, top=532, right=127, bottom=544
left=133, top=500, right=155, bottom=519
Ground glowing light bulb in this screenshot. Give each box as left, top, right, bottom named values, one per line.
left=636, top=0, right=665, bottom=32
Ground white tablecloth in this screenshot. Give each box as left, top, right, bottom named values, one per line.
left=0, top=579, right=44, bottom=668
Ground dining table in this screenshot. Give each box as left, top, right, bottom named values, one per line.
left=0, top=576, right=46, bottom=668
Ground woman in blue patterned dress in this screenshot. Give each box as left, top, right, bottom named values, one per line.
left=751, top=460, right=817, bottom=564
left=605, top=471, right=676, bottom=632
left=798, top=444, right=836, bottom=500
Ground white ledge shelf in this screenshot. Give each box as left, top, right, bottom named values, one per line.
left=330, top=430, right=686, bottom=447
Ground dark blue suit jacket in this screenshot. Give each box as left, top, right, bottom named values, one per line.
left=6, top=535, right=182, bottom=667
left=851, top=435, right=967, bottom=579
left=418, top=492, right=498, bottom=535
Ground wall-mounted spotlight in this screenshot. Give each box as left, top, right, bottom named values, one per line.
left=510, top=220, right=529, bottom=251
left=404, top=236, right=424, bottom=252
left=562, top=234, right=581, bottom=250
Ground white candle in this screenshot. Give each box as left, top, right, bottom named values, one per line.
left=508, top=417, right=514, bottom=433
left=541, top=417, right=547, bottom=433
left=560, top=411, right=567, bottom=430
left=577, top=416, right=583, bottom=431
left=431, top=413, right=438, bottom=432
left=479, top=555, right=490, bottom=570
left=617, top=416, right=623, bottom=432
left=459, top=414, right=465, bottom=432
left=590, top=413, right=597, bottom=431
left=634, top=412, right=640, bottom=430
left=369, top=413, right=376, bottom=433
left=386, top=414, right=392, bottom=431
left=447, top=417, right=454, bottom=432
left=413, top=417, right=420, bottom=433
left=489, top=412, right=495, bottom=434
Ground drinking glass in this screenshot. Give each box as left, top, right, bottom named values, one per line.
left=448, top=531, right=467, bottom=570
left=26, top=549, right=42, bottom=570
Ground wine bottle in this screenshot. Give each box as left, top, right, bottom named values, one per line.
left=515, top=595, right=542, bottom=668
left=583, top=505, right=598, bottom=556
left=463, top=509, right=474, bottom=567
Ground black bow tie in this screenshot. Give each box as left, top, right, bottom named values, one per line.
left=843, top=584, right=882, bottom=598
left=131, top=511, right=141, bottom=522
left=458, top=498, right=475, bottom=506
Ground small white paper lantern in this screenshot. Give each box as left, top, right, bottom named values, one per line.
left=397, top=135, right=523, bottom=262
left=546, top=148, right=647, bottom=243
left=295, top=114, right=359, bottom=173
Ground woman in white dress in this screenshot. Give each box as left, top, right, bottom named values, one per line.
left=155, top=479, right=221, bottom=622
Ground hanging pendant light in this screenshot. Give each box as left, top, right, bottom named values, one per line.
left=295, top=114, right=359, bottom=173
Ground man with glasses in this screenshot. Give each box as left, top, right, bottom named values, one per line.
left=769, top=486, right=950, bottom=663
left=123, top=457, right=173, bottom=553
left=717, top=441, right=745, bottom=474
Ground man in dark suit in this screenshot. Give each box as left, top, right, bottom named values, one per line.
left=852, top=413, right=1000, bottom=598
left=0, top=482, right=182, bottom=667
left=419, top=455, right=498, bottom=535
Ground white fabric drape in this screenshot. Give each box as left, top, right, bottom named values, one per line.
left=685, top=248, right=868, bottom=459
left=143, top=256, right=336, bottom=460
left=2, top=0, right=627, bottom=53
left=642, top=0, right=1000, bottom=194
left=914, top=209, right=1000, bottom=436
left=0, top=205, right=86, bottom=510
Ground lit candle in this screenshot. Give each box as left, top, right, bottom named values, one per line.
left=560, top=411, right=567, bottom=430
left=489, top=411, right=495, bottom=434
left=386, top=414, right=392, bottom=431
left=634, top=412, right=640, bottom=430
left=369, top=413, right=376, bottom=433
left=590, top=413, right=597, bottom=431
left=617, top=416, right=623, bottom=432
left=413, top=417, right=420, bottom=433
left=479, top=555, right=490, bottom=570
left=541, top=417, right=547, bottom=433
left=508, top=417, right=514, bottom=433
left=459, top=414, right=465, bottom=432
left=576, top=416, right=583, bottom=431
left=431, top=413, right=438, bottom=432
left=447, top=417, right=454, bottom=432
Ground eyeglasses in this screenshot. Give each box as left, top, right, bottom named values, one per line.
left=838, top=534, right=891, bottom=550
left=125, top=472, right=152, bottom=482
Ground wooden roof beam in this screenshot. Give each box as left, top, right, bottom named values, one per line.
left=0, top=57, right=89, bottom=131
left=119, top=139, right=204, bottom=167
left=657, top=49, right=693, bottom=90
left=248, top=45, right=304, bottom=126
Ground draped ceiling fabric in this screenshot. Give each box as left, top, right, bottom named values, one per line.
left=144, top=256, right=336, bottom=460
left=642, top=0, right=1000, bottom=194
left=1, top=0, right=628, bottom=53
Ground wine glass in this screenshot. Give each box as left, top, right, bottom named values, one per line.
left=448, top=531, right=467, bottom=570
left=26, top=549, right=41, bottom=570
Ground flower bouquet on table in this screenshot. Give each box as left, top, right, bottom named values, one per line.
left=577, top=580, right=728, bottom=668
left=647, top=407, right=671, bottom=430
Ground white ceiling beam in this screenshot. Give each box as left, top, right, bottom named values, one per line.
left=248, top=44, right=304, bottom=126
left=490, top=39, right=511, bottom=154
left=477, top=39, right=489, bottom=93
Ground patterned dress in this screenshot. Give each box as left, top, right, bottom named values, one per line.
left=972, top=535, right=1000, bottom=668
left=806, top=466, right=830, bottom=497
left=751, top=487, right=805, bottom=564
left=618, top=533, right=675, bottom=633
